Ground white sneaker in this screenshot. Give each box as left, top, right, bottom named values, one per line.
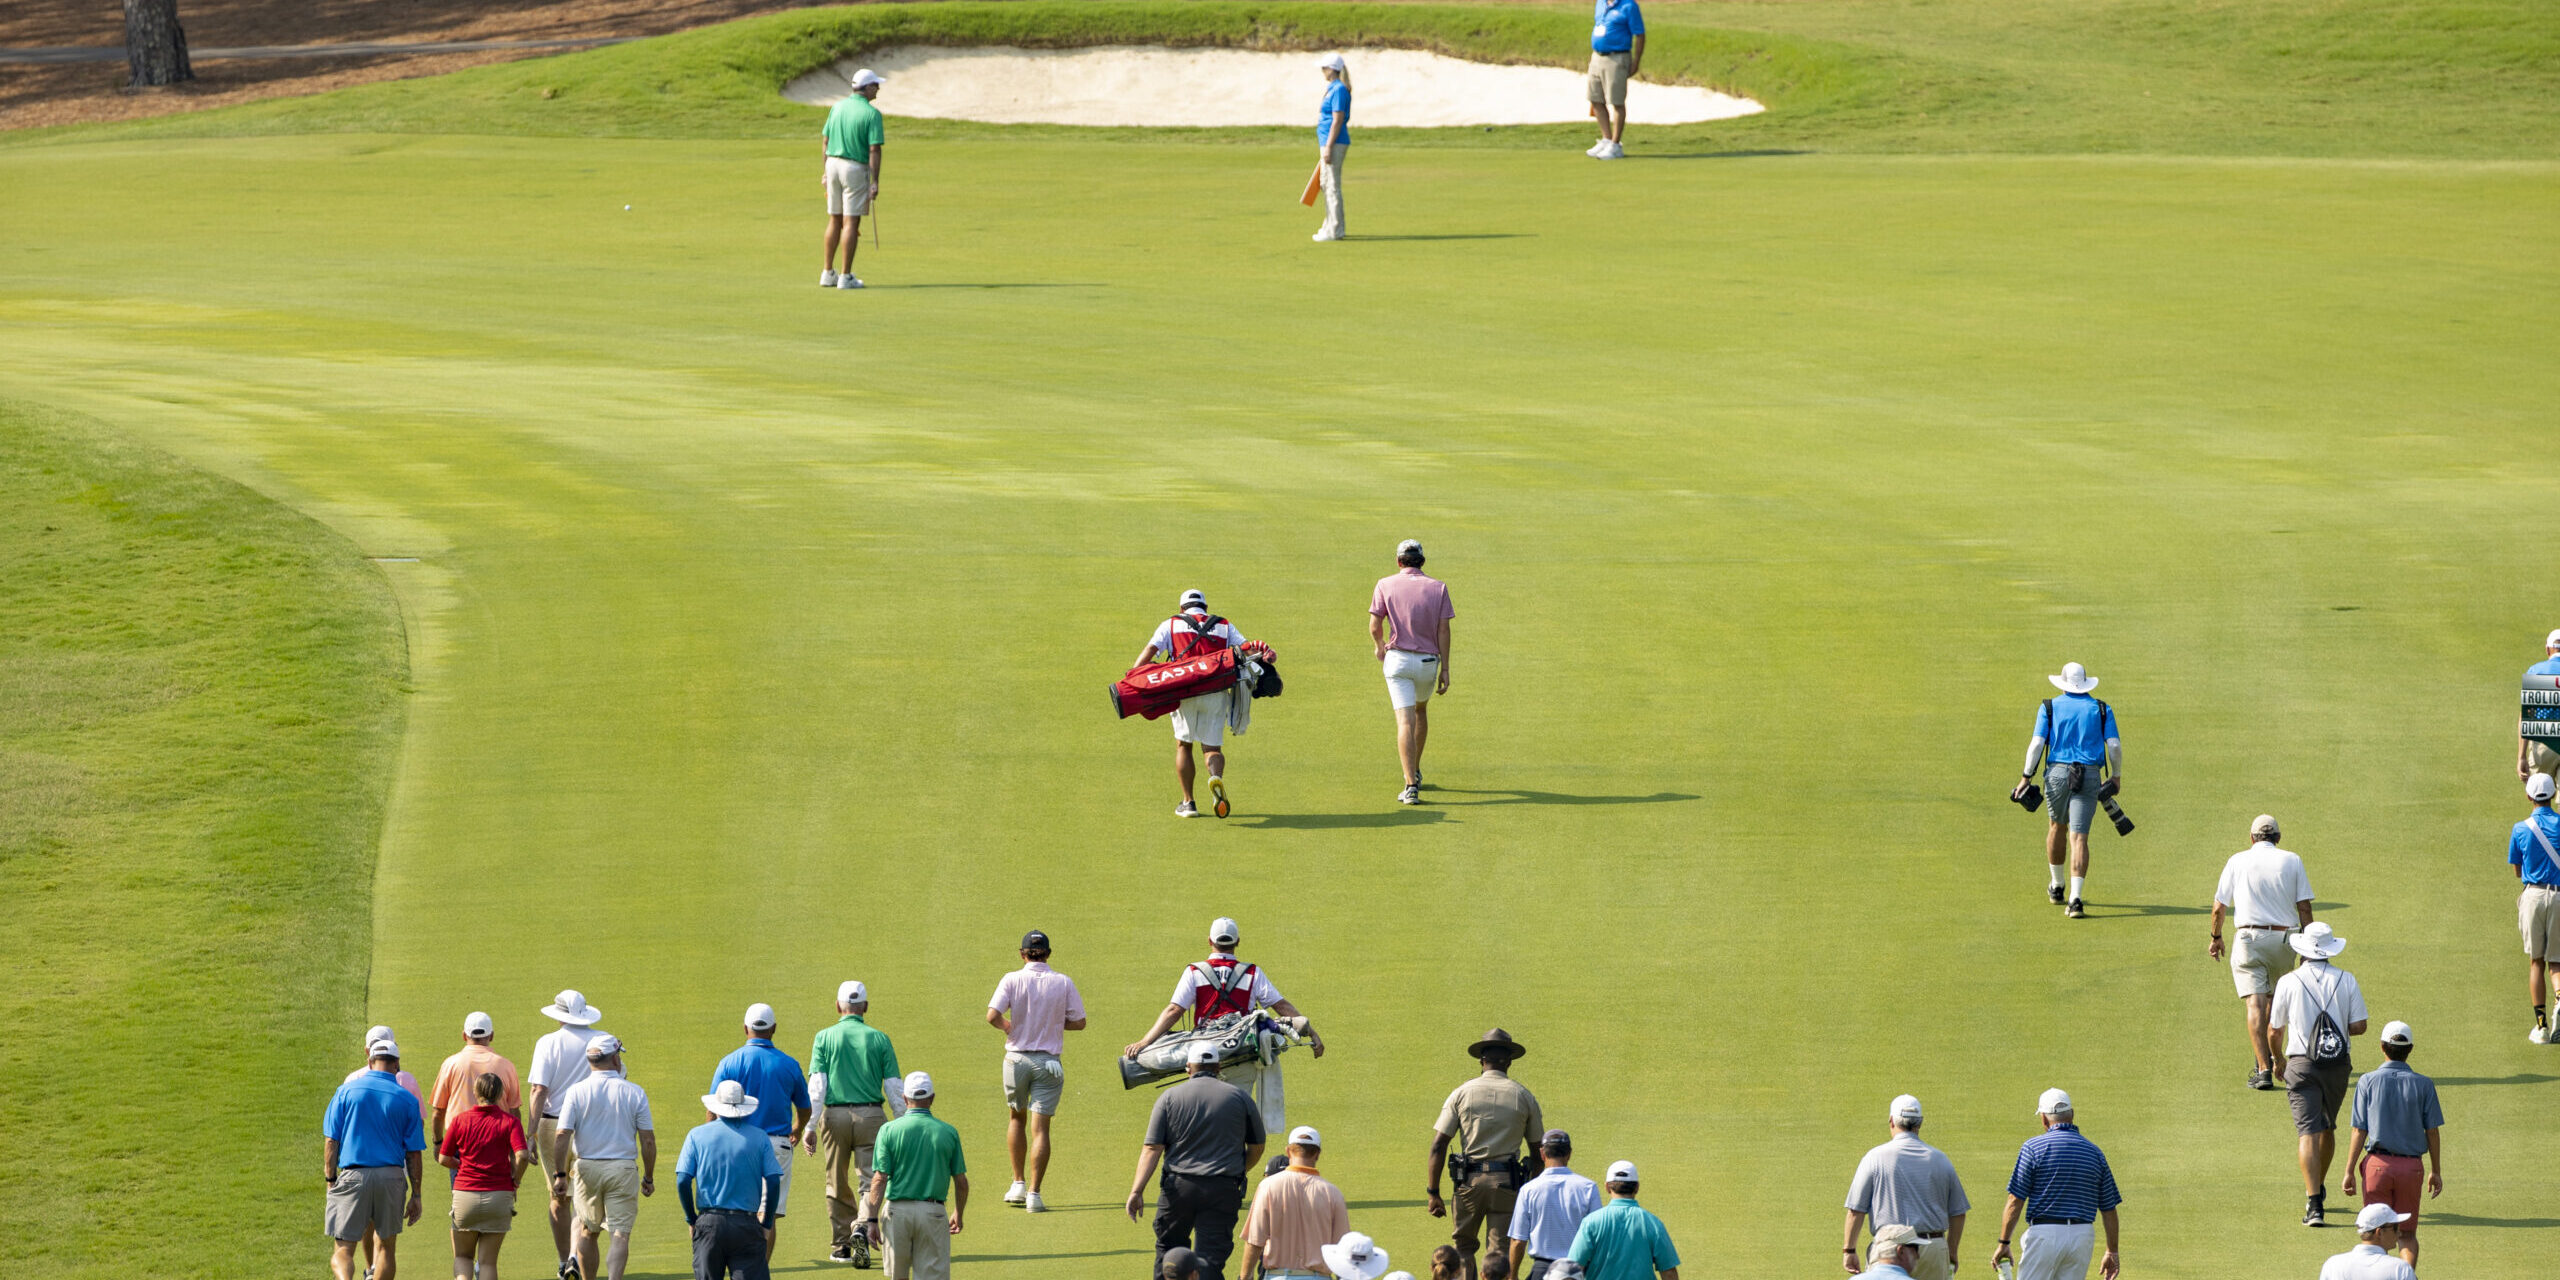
left=1024, top=1191, right=1047, bottom=1213
left=1600, top=140, right=1625, bottom=159
left=836, top=274, right=865, bottom=289
left=1003, top=1181, right=1026, bottom=1205
left=2533, top=1025, right=2550, bottom=1045
left=820, top=269, right=838, bottom=287
left=1312, top=228, right=1342, bottom=242
left=1586, top=139, right=1610, bottom=157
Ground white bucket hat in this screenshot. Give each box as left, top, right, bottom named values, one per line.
left=2289, top=921, right=2347, bottom=960
left=2048, top=662, right=2099, bottom=694
left=1320, top=1232, right=1391, bottom=1280
left=541, top=990, right=602, bottom=1026
left=702, top=1079, right=759, bottom=1119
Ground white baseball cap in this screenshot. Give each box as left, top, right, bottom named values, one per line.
left=1317, top=53, right=1348, bottom=72
left=850, top=68, right=884, bottom=90
left=542, top=990, right=602, bottom=1026
left=1888, top=1094, right=1923, bottom=1123
left=586, top=1033, right=623, bottom=1059
left=2355, top=1203, right=2412, bottom=1233
left=839, top=980, right=868, bottom=1006
left=463, top=1011, right=494, bottom=1037
left=2251, top=813, right=2281, bottom=839
left=1187, top=1043, right=1223, bottom=1066
left=367, top=1037, right=401, bottom=1059
left=902, top=1070, right=934, bottom=1099
left=2531, top=773, right=2557, bottom=803
left=744, top=1003, right=777, bottom=1031
left=365, top=1024, right=395, bottom=1047
left=703, top=1079, right=759, bottom=1119
left=2546, top=628, right=2560, bottom=650
left=1397, top=538, right=1423, bottom=556
left=1288, top=1125, right=1322, bottom=1146
left=2036, top=1088, right=2074, bottom=1116
left=1180, top=589, right=1207, bottom=609
left=1604, top=1160, right=1638, bottom=1183
left=2380, top=1020, right=2413, bottom=1045
left=1209, top=917, right=1240, bottom=947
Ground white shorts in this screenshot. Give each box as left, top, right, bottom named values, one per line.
left=2230, top=928, right=2296, bottom=997
left=1170, top=691, right=1226, bottom=747
left=765, top=1134, right=796, bottom=1216
left=824, top=156, right=873, bottom=216
left=2523, top=885, right=2560, bottom=959
left=1383, top=649, right=1439, bottom=709
left=2018, top=1221, right=2095, bottom=1280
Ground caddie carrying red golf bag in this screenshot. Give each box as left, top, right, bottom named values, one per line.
left=1110, top=607, right=1282, bottom=720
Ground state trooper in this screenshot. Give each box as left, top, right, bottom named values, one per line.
left=1125, top=917, right=1325, bottom=1136
left=1426, top=1029, right=1543, bottom=1280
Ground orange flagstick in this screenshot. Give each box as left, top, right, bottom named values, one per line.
left=1300, top=165, right=1324, bottom=207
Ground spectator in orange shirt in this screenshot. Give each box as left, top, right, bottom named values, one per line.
left=431, top=1012, right=524, bottom=1146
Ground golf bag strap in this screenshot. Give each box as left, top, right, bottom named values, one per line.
left=1167, top=613, right=1229, bottom=660
left=1189, top=960, right=1256, bottom=1024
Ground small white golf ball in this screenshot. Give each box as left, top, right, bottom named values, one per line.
left=623, top=204, right=631, bottom=210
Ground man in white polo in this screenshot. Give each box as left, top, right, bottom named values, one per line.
left=1370, top=539, right=1454, bottom=806
left=986, top=928, right=1087, bottom=1212
left=820, top=69, right=885, bottom=289
left=549, top=1035, right=656, bottom=1280
left=528, top=989, right=608, bottom=1276
left=2318, top=1204, right=2416, bottom=1280
left=2268, top=922, right=2367, bottom=1228
left=1135, top=589, right=1251, bottom=818
left=1125, top=917, right=1324, bottom=1137
left=2208, top=815, right=2316, bottom=1090
left=1842, top=1095, right=1967, bottom=1279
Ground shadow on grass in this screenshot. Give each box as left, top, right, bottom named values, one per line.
left=2085, top=902, right=2212, bottom=918
left=1347, top=233, right=1531, bottom=241
left=1627, top=148, right=1813, bottom=160
left=955, top=1247, right=1155, bottom=1262
left=1241, top=810, right=1449, bottom=829
left=2433, top=1073, right=2559, bottom=1087
left=1427, top=788, right=1699, bottom=807
left=1349, top=1198, right=1427, bottom=1210
left=865, top=282, right=1106, bottom=289
left=2423, top=1213, right=2560, bottom=1228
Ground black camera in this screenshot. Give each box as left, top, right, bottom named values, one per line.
left=2096, top=777, right=2134, bottom=835
left=2010, top=778, right=2044, bottom=813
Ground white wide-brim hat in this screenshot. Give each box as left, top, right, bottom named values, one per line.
left=2289, top=922, right=2347, bottom=959
left=703, top=1080, right=759, bottom=1119
left=1320, top=1233, right=1391, bottom=1280
left=541, top=989, right=602, bottom=1025
left=2048, top=662, right=2099, bottom=694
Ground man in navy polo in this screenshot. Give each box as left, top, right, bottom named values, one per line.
left=2019, top=662, right=2122, bottom=919
left=1585, top=0, right=1646, bottom=158
left=323, top=1037, right=427, bottom=1280
left=679, top=1080, right=786, bottom=1280
left=1990, top=1090, right=2120, bottom=1280
left=712, top=1002, right=810, bottom=1262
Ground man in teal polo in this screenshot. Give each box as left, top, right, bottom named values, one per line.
left=1566, top=1161, right=1680, bottom=1280
left=865, top=1073, right=968, bottom=1280
left=806, top=980, right=904, bottom=1266
left=820, top=68, right=886, bottom=289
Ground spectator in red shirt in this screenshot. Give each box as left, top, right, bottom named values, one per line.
left=437, top=1073, right=531, bottom=1280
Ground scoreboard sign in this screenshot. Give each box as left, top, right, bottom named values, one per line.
left=2525, top=674, right=2560, bottom=742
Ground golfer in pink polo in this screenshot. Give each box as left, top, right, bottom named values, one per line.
left=1370, top=539, right=1454, bottom=805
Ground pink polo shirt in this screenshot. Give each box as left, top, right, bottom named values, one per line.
left=1370, top=568, right=1453, bottom=655
left=989, top=962, right=1086, bottom=1054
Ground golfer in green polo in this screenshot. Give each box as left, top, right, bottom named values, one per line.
left=820, top=68, right=886, bottom=289
left=865, top=1072, right=968, bottom=1280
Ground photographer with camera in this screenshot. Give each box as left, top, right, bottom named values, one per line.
left=1426, top=1029, right=1543, bottom=1280
left=2013, top=663, right=2124, bottom=919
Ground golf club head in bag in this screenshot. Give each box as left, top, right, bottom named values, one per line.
left=1118, top=1013, right=1308, bottom=1089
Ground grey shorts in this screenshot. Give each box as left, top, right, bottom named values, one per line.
left=2285, top=1056, right=2351, bottom=1135
left=2044, top=762, right=2104, bottom=833
left=325, top=1165, right=409, bottom=1242
left=1003, top=1051, right=1064, bottom=1115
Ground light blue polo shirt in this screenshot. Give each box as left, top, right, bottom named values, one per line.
left=324, top=1070, right=427, bottom=1169
left=2511, top=807, right=2560, bottom=886
left=676, top=1117, right=784, bottom=1213
left=1567, top=1197, right=1680, bottom=1280
left=1319, top=81, right=1350, bottom=146
left=2530, top=658, right=2560, bottom=678
left=1592, top=0, right=1645, bottom=54
left=713, top=1038, right=809, bottom=1139
left=2035, top=693, right=2119, bottom=766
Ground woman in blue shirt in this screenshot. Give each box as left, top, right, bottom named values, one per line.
left=1315, top=54, right=1351, bottom=241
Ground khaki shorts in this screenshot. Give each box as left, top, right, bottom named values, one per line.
left=531, top=1114, right=559, bottom=1172
left=825, top=156, right=874, bottom=217
left=2523, top=886, right=2560, bottom=959
left=1003, top=1051, right=1065, bottom=1116
left=452, top=1188, right=516, bottom=1233
left=1908, top=1236, right=1952, bottom=1280
left=573, top=1157, right=641, bottom=1236
left=1587, top=51, right=1632, bottom=108
left=324, top=1166, right=410, bottom=1242
left=2529, top=740, right=2560, bottom=776
left=2230, top=928, right=2297, bottom=997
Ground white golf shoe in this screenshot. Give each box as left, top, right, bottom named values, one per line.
left=836, top=274, right=865, bottom=289
left=1003, top=1181, right=1026, bottom=1205
left=1599, top=140, right=1625, bottom=159
left=2533, top=1024, right=2550, bottom=1045
left=1313, top=228, right=1342, bottom=242
left=820, top=269, right=838, bottom=287
left=1586, top=139, right=1610, bottom=157
left=1025, top=1191, right=1047, bottom=1213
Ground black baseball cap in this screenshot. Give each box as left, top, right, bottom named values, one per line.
left=1161, top=1246, right=1203, bottom=1279
left=1020, top=930, right=1051, bottom=951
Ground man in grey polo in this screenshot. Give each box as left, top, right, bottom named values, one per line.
left=1842, top=1094, right=1967, bottom=1280
left=1129, top=1044, right=1266, bottom=1280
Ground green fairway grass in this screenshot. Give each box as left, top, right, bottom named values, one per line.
left=1, top=3, right=2556, bottom=1278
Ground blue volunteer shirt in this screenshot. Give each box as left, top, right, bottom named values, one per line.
left=324, top=1070, right=427, bottom=1169
left=1318, top=81, right=1351, bottom=146
left=1592, top=0, right=1645, bottom=54
left=1566, top=1197, right=1681, bottom=1280
left=2530, top=658, right=2560, bottom=678
left=2035, top=693, right=2119, bottom=766
left=2511, top=807, right=2560, bottom=887
left=713, top=1038, right=810, bottom=1138
left=676, top=1117, right=784, bottom=1214
left=2005, top=1123, right=2121, bottom=1222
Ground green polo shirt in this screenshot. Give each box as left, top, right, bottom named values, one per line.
left=872, top=1107, right=965, bottom=1202
left=823, top=95, right=885, bottom=162
left=809, top=1015, right=900, bottom=1106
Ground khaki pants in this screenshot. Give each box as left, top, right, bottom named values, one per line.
left=1318, top=143, right=1346, bottom=239
left=1450, top=1170, right=1519, bottom=1262
left=1910, top=1237, right=1953, bottom=1280
left=885, top=1199, right=950, bottom=1280
left=820, top=1104, right=888, bottom=1248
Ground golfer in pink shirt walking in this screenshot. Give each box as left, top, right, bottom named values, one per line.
left=1370, top=539, right=1454, bottom=805
left=986, top=929, right=1087, bottom=1212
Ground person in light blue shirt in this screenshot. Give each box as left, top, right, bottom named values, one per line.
left=1584, top=0, right=1646, bottom=157
left=1314, top=54, right=1353, bottom=242
left=712, top=1003, right=810, bottom=1261
left=1564, top=1161, right=1679, bottom=1280
left=1507, top=1130, right=1601, bottom=1280
left=2019, top=661, right=2122, bottom=918
left=2518, top=629, right=2560, bottom=779
left=678, top=1081, right=785, bottom=1280
left=2511, top=772, right=2560, bottom=1041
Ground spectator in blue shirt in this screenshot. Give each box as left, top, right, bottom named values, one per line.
left=1992, top=1090, right=2120, bottom=1280
left=1314, top=54, right=1353, bottom=242
left=2018, top=662, right=2122, bottom=919
left=2518, top=629, right=2560, bottom=779
left=2512, top=773, right=2560, bottom=1041
left=323, top=1039, right=427, bottom=1280
left=1584, top=0, right=1646, bottom=158
left=678, top=1080, right=785, bottom=1280
left=712, top=1003, right=810, bottom=1262
left=1564, top=1160, right=1679, bottom=1280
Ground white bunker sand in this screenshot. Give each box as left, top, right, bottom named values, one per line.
left=784, top=45, right=1762, bottom=127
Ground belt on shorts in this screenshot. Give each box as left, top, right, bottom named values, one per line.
left=1916, top=1230, right=1946, bottom=1239
left=2029, top=1217, right=2093, bottom=1226
left=2370, top=1149, right=2424, bottom=1160
left=2237, top=923, right=2292, bottom=931
left=702, top=1207, right=759, bottom=1217
left=2528, top=883, right=2560, bottom=893
left=890, top=1198, right=945, bottom=1205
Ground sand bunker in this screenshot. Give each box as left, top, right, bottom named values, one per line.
left=783, top=45, right=1762, bottom=127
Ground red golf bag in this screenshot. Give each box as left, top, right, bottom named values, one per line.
left=1111, top=648, right=1240, bottom=720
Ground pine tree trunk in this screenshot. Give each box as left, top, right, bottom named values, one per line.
left=122, top=0, right=194, bottom=88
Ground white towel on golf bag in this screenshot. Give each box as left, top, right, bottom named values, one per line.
left=1224, top=661, right=1259, bottom=735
